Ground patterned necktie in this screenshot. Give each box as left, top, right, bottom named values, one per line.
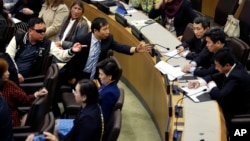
left=89, top=41, right=101, bottom=80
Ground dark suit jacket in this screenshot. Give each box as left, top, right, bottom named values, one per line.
left=182, top=37, right=206, bottom=60
left=99, top=81, right=120, bottom=124
left=204, top=63, right=250, bottom=123
left=148, top=0, right=196, bottom=36
left=65, top=103, right=102, bottom=141
left=193, top=45, right=230, bottom=77
left=61, top=32, right=132, bottom=81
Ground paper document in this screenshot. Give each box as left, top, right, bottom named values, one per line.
left=164, top=49, right=180, bottom=58
left=155, top=61, right=185, bottom=80
left=180, top=86, right=210, bottom=102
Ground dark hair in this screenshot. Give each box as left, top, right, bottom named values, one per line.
left=214, top=49, right=236, bottom=66
left=96, top=58, right=119, bottom=81
left=91, top=17, right=108, bottom=33
left=77, top=79, right=99, bottom=104
left=204, top=27, right=226, bottom=44
left=27, top=17, right=45, bottom=29
left=193, top=16, right=210, bottom=29
left=0, top=58, right=9, bottom=78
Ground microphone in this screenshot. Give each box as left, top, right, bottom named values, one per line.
left=139, top=19, right=155, bottom=31
left=165, top=47, right=187, bottom=62
left=150, top=43, right=170, bottom=51
left=123, top=14, right=132, bottom=17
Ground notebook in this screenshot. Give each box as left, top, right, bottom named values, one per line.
left=179, top=86, right=212, bottom=103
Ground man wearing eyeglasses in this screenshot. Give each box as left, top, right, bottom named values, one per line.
left=5, top=17, right=85, bottom=83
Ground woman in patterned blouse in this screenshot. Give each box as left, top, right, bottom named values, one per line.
left=0, top=58, right=48, bottom=127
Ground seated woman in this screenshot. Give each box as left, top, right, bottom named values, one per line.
left=53, top=0, right=90, bottom=68
left=148, top=0, right=196, bottom=36
left=26, top=79, right=103, bottom=141
left=55, top=0, right=89, bottom=49
left=0, top=58, right=47, bottom=127
left=96, top=58, right=120, bottom=124
left=39, top=0, right=69, bottom=41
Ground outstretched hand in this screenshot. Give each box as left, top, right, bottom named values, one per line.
left=136, top=42, right=152, bottom=53
left=71, top=42, right=87, bottom=53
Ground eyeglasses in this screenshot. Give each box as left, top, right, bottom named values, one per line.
left=32, top=28, right=46, bottom=33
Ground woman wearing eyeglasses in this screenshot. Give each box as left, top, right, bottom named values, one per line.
left=26, top=79, right=103, bottom=141
left=39, top=0, right=69, bottom=41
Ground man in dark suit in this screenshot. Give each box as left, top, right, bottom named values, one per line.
left=189, top=49, right=250, bottom=140
left=177, top=16, right=210, bottom=60
left=60, top=17, right=151, bottom=84
left=182, top=27, right=229, bottom=77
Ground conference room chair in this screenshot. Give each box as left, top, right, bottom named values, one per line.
left=13, top=112, right=55, bottom=141
left=228, top=37, right=250, bottom=67
left=102, top=109, right=122, bottom=141
left=211, top=0, right=239, bottom=26
left=22, top=54, right=53, bottom=84
left=19, top=64, right=59, bottom=112
left=13, top=95, right=52, bottom=141
left=114, top=88, right=125, bottom=111
left=181, top=23, right=194, bottom=42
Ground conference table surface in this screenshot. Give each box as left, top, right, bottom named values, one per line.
left=84, top=2, right=227, bottom=141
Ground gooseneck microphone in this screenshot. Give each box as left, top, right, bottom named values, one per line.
left=165, top=46, right=187, bottom=62
left=122, top=13, right=132, bottom=17
left=150, top=43, right=170, bottom=51
left=139, top=19, right=155, bottom=30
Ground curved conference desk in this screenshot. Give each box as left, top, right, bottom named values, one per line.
left=83, top=2, right=227, bottom=141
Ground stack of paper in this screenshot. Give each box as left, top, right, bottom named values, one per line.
left=155, top=61, right=185, bottom=80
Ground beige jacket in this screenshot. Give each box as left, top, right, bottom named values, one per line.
left=39, top=3, right=69, bottom=41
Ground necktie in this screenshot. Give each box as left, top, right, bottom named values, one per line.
left=89, top=41, right=101, bottom=80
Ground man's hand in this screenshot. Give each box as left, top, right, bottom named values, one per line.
left=22, top=8, right=34, bottom=15
left=188, top=80, right=200, bottom=89
left=177, top=35, right=183, bottom=41
left=182, top=64, right=193, bottom=73
left=71, top=42, right=87, bottom=53
left=68, top=78, right=76, bottom=85
left=135, top=42, right=152, bottom=53
left=18, top=73, right=24, bottom=83
left=54, top=41, right=63, bottom=49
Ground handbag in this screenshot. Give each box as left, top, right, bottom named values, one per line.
left=224, top=15, right=240, bottom=38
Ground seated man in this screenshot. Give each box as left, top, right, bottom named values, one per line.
left=182, top=27, right=229, bottom=77
left=188, top=49, right=250, bottom=139
left=177, top=16, right=210, bottom=60
left=5, top=17, right=84, bottom=83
